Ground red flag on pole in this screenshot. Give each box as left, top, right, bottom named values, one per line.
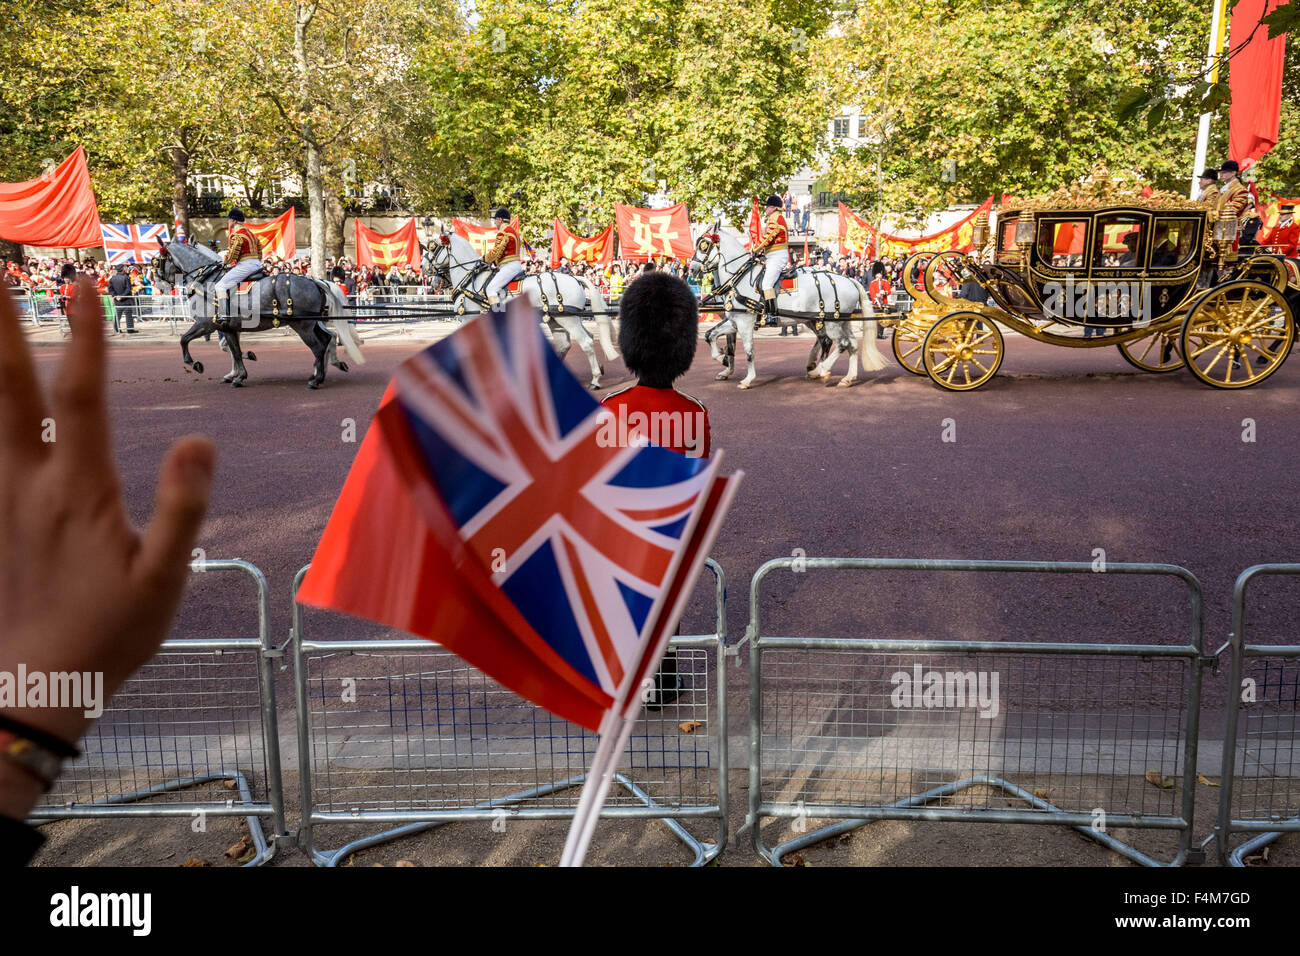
left=0, top=146, right=103, bottom=247
left=245, top=208, right=296, bottom=261
left=744, top=197, right=762, bottom=250
left=1229, top=0, right=1287, bottom=169
left=551, top=220, right=616, bottom=268
left=613, top=203, right=694, bottom=261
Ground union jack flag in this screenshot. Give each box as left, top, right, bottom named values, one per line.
left=101, top=222, right=170, bottom=265
left=391, top=309, right=715, bottom=697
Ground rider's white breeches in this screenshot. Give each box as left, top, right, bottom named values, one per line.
left=485, top=261, right=524, bottom=302
left=761, top=249, right=789, bottom=293
left=214, top=258, right=263, bottom=297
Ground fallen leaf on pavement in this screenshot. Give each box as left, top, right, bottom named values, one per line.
left=1145, top=770, right=1174, bottom=789
left=1197, top=773, right=1220, bottom=787
left=224, top=836, right=251, bottom=860
left=679, top=720, right=702, bottom=734
left=182, top=857, right=212, bottom=867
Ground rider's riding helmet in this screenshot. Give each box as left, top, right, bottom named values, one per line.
left=764, top=194, right=783, bottom=210
left=226, top=208, right=246, bottom=223
left=492, top=207, right=511, bottom=222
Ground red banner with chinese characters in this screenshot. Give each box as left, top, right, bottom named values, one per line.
left=355, top=218, right=419, bottom=268
left=614, top=202, right=693, bottom=261
left=246, top=208, right=296, bottom=261
left=453, top=217, right=521, bottom=258
left=0, top=146, right=103, bottom=247
left=551, top=220, right=615, bottom=268
left=840, top=198, right=994, bottom=257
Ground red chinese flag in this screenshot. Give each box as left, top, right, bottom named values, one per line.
left=355, top=218, right=419, bottom=268
left=0, top=146, right=103, bottom=247
left=1229, top=0, right=1287, bottom=170
left=551, top=220, right=615, bottom=269
left=614, top=203, right=693, bottom=261
left=246, top=208, right=296, bottom=260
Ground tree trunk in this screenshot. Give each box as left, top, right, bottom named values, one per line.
left=306, top=139, right=326, bottom=279
left=169, top=146, right=190, bottom=237
left=325, top=191, right=345, bottom=259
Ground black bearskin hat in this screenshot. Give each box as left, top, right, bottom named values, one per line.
left=617, top=272, right=698, bottom=388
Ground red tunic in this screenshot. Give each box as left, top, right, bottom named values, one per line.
left=485, top=222, right=522, bottom=265
left=601, top=384, right=711, bottom=459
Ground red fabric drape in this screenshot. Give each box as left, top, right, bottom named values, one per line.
left=0, top=146, right=103, bottom=247
left=1229, top=0, right=1288, bottom=169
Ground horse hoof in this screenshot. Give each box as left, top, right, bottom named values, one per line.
left=588, top=382, right=601, bottom=391
left=715, top=371, right=730, bottom=381
left=738, top=381, right=754, bottom=390
left=836, top=378, right=856, bottom=388
left=192, top=361, right=204, bottom=374
left=308, top=382, right=321, bottom=390
left=245, top=351, right=257, bottom=362
left=336, top=361, right=349, bottom=373
left=230, top=381, right=243, bottom=388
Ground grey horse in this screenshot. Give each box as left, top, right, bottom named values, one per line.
left=154, top=240, right=364, bottom=387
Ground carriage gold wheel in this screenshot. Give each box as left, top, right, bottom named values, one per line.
left=1116, top=329, right=1183, bottom=373
left=921, top=312, right=1004, bottom=391
left=1179, top=280, right=1294, bottom=389
left=891, top=318, right=931, bottom=375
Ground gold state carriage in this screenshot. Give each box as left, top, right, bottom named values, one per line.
left=888, top=166, right=1298, bottom=391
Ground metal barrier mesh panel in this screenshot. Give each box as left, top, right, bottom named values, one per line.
left=1230, top=656, right=1300, bottom=823
left=759, top=649, right=1189, bottom=818
left=304, top=644, right=717, bottom=813
left=37, top=650, right=270, bottom=810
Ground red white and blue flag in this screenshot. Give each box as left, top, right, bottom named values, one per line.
left=173, top=212, right=186, bottom=243
left=298, top=300, right=739, bottom=732
left=101, top=222, right=170, bottom=265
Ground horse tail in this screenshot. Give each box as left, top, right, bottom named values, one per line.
left=848, top=278, right=888, bottom=371
left=576, top=276, right=618, bottom=360
left=321, top=281, right=365, bottom=365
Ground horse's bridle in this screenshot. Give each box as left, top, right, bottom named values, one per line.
left=695, top=232, right=762, bottom=305
left=429, top=239, right=493, bottom=305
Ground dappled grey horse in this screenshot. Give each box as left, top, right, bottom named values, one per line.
left=154, top=240, right=363, bottom=388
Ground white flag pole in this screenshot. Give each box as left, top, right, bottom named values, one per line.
left=1191, top=0, right=1228, bottom=198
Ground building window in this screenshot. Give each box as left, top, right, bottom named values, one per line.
left=833, top=116, right=850, bottom=139
left=858, top=115, right=869, bottom=138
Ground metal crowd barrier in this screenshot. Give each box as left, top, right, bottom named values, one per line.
left=291, top=560, right=729, bottom=866
left=1218, top=565, right=1300, bottom=865
left=29, top=560, right=287, bottom=866
left=746, top=557, right=1207, bottom=867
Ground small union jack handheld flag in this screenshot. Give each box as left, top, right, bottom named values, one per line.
left=297, top=300, right=740, bottom=863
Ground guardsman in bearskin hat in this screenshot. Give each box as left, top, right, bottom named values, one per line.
left=214, top=207, right=265, bottom=320
left=753, top=193, right=789, bottom=323
left=483, top=206, right=523, bottom=313
left=1196, top=168, right=1219, bottom=204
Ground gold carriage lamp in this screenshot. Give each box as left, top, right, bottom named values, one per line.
left=1014, top=214, right=1035, bottom=250
left=971, top=213, right=989, bottom=250
left=1212, top=214, right=1238, bottom=264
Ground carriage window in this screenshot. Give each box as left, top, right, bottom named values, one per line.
left=1037, top=220, right=1087, bottom=267
left=1000, top=218, right=1018, bottom=251
left=1149, top=218, right=1197, bottom=269
left=1094, top=215, right=1145, bottom=268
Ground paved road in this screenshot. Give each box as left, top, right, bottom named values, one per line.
left=27, top=325, right=1300, bottom=692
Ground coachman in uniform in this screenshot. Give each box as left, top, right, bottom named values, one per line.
left=483, top=206, right=523, bottom=313
left=753, top=194, right=789, bottom=323
left=214, top=207, right=264, bottom=321
left=1215, top=161, right=1251, bottom=228
left=1196, top=168, right=1219, bottom=204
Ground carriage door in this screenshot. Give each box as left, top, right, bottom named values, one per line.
left=1091, top=213, right=1148, bottom=325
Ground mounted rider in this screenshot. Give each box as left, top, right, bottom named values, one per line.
left=753, top=194, right=790, bottom=323
left=214, top=207, right=264, bottom=321
left=483, top=206, right=523, bottom=313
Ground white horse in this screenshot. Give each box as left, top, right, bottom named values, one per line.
left=692, top=225, right=887, bottom=388
left=424, top=235, right=618, bottom=389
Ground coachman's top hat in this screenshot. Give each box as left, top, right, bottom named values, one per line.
left=1220, top=160, right=1240, bottom=175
